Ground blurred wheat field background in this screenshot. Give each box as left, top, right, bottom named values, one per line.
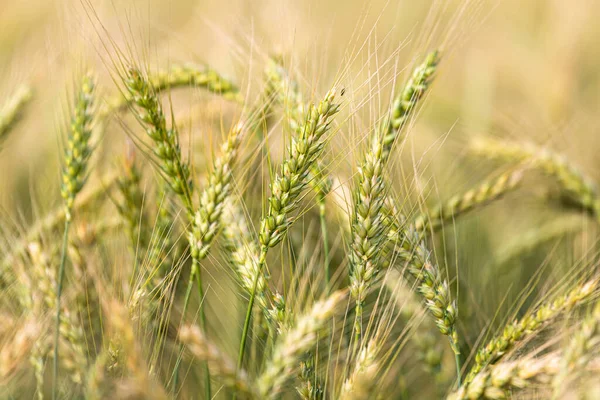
left=1, top=0, right=600, bottom=399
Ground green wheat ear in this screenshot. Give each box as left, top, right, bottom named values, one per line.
left=0, top=84, right=33, bottom=147
left=54, top=73, right=97, bottom=399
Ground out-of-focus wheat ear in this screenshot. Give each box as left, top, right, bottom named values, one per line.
left=179, top=324, right=257, bottom=396
left=385, top=269, right=446, bottom=382
left=449, top=355, right=561, bottom=400
left=553, top=302, right=600, bottom=396
left=258, top=290, right=347, bottom=398
left=339, top=339, right=380, bottom=400
left=1, top=320, right=40, bottom=390
left=392, top=215, right=460, bottom=355
left=266, top=57, right=334, bottom=287
left=0, top=84, right=32, bottom=146
left=115, top=141, right=147, bottom=259
left=28, top=242, right=87, bottom=387
left=377, top=51, right=439, bottom=164
left=349, top=139, right=389, bottom=340
left=414, top=170, right=523, bottom=232
left=238, top=87, right=340, bottom=369
left=471, top=138, right=600, bottom=223
left=124, top=67, right=194, bottom=214
left=54, top=73, right=96, bottom=399
left=30, top=339, right=47, bottom=400
left=103, top=299, right=168, bottom=400
left=466, top=278, right=598, bottom=382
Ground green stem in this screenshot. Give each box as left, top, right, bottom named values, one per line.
left=319, top=203, right=330, bottom=292
left=171, top=259, right=211, bottom=398
left=453, top=343, right=462, bottom=388
left=52, top=218, right=71, bottom=400
left=237, top=248, right=267, bottom=371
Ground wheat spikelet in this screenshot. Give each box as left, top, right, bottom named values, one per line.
left=258, top=290, right=346, bottom=397
left=467, top=278, right=598, bottom=382
left=414, top=170, right=523, bottom=232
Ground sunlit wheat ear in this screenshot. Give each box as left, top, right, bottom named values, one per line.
left=61, top=74, right=96, bottom=222
left=471, top=138, right=600, bottom=222
left=262, top=82, right=339, bottom=248
left=54, top=73, right=96, bottom=397
left=189, top=121, right=246, bottom=261
left=376, top=50, right=439, bottom=163
left=553, top=302, right=600, bottom=396
left=449, top=354, right=563, bottom=400
left=466, top=278, right=599, bottom=382
left=124, top=67, right=194, bottom=213
left=237, top=87, right=340, bottom=367
left=414, top=169, right=523, bottom=232
left=0, top=320, right=39, bottom=387
left=349, top=138, right=389, bottom=333
left=266, top=58, right=333, bottom=280
left=262, top=60, right=336, bottom=228
left=178, top=325, right=256, bottom=396
left=0, top=84, right=32, bottom=146
left=258, top=290, right=347, bottom=398
left=339, top=339, right=380, bottom=400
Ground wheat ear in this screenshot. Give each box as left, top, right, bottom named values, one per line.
left=0, top=84, right=32, bottom=146
left=466, top=278, right=598, bottom=382
left=257, top=290, right=346, bottom=398
left=237, top=87, right=340, bottom=369
left=266, top=58, right=334, bottom=287
left=449, top=355, right=562, bottom=400
left=472, top=138, right=600, bottom=223
left=53, top=74, right=96, bottom=399
left=414, top=170, right=523, bottom=232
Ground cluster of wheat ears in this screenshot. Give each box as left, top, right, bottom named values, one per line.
left=1, top=43, right=600, bottom=400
